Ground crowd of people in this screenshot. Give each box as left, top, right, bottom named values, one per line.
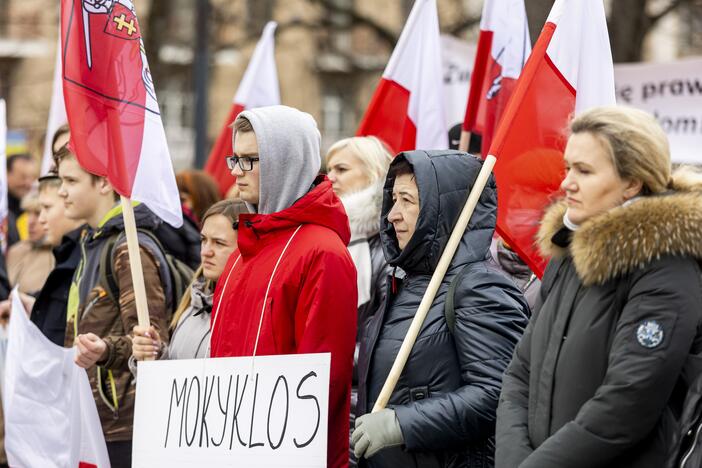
left=1, top=104, right=701, bottom=468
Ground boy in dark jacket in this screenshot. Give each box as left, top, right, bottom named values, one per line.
left=28, top=170, right=85, bottom=345
left=55, top=145, right=170, bottom=467
left=354, top=151, right=529, bottom=467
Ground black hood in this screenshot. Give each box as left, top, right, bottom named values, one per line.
left=380, top=150, right=497, bottom=274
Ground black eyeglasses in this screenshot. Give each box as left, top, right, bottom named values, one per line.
left=225, top=155, right=259, bottom=172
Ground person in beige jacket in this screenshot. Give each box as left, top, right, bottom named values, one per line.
left=6, top=193, right=54, bottom=295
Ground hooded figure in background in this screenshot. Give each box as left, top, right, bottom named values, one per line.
left=354, top=150, right=529, bottom=467
left=210, top=105, right=358, bottom=468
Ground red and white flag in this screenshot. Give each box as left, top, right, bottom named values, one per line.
left=489, top=0, right=616, bottom=276
left=204, top=21, right=280, bottom=195
left=462, top=0, right=530, bottom=154
left=61, top=0, right=182, bottom=227
left=41, top=38, right=68, bottom=175
left=357, top=0, right=447, bottom=153
left=4, top=289, right=110, bottom=468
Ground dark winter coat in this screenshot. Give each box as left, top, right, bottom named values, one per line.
left=341, top=181, right=391, bottom=455
left=357, top=150, right=530, bottom=468
left=30, top=226, right=83, bottom=346
left=496, top=182, right=702, bottom=468
left=491, top=240, right=539, bottom=312
left=670, top=372, right=702, bottom=468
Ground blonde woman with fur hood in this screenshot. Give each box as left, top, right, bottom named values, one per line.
left=326, top=136, right=393, bottom=466
left=496, top=106, right=702, bottom=468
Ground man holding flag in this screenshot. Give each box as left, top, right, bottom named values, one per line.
left=55, top=143, right=171, bottom=466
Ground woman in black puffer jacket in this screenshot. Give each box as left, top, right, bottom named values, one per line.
left=354, top=150, right=529, bottom=468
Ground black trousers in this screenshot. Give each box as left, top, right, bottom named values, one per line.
left=106, top=440, right=132, bottom=468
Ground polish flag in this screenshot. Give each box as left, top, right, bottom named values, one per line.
left=204, top=21, right=280, bottom=196
left=357, top=0, right=447, bottom=153
left=61, top=0, right=182, bottom=227
left=489, top=0, right=616, bottom=276
left=461, top=0, right=530, bottom=154
left=4, top=290, right=110, bottom=468
left=41, top=38, right=68, bottom=175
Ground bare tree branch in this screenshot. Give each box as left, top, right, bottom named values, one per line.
left=648, top=0, right=690, bottom=25
left=445, top=15, right=481, bottom=36
left=307, top=0, right=399, bottom=45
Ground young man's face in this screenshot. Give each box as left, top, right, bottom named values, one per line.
left=388, top=173, right=420, bottom=251
left=231, top=131, right=261, bottom=205
left=57, top=156, right=102, bottom=222
left=38, top=185, right=79, bottom=246
left=7, top=158, right=38, bottom=199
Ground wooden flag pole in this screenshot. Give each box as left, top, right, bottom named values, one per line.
left=458, top=130, right=472, bottom=152
left=372, top=154, right=497, bottom=413
left=120, top=196, right=151, bottom=330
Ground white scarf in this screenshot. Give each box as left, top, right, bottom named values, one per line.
left=340, top=182, right=384, bottom=307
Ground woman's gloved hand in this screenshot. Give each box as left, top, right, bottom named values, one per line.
left=351, top=408, right=404, bottom=459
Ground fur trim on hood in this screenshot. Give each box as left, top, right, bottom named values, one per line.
left=340, top=181, right=383, bottom=241
left=538, top=166, right=702, bottom=286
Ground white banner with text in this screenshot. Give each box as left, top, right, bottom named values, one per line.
left=133, top=353, right=331, bottom=468
left=615, top=57, right=702, bottom=164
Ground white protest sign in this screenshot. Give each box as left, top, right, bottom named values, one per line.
left=614, top=57, right=702, bottom=164
left=441, top=34, right=476, bottom=127
left=133, top=353, right=330, bottom=468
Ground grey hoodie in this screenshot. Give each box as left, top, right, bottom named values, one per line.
left=234, top=105, right=321, bottom=214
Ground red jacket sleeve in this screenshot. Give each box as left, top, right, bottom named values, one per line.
left=294, top=246, right=357, bottom=468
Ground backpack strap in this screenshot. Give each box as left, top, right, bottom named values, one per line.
left=444, top=264, right=473, bottom=335
left=98, top=233, right=121, bottom=306
left=98, top=229, right=171, bottom=308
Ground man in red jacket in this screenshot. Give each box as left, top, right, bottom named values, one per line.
left=210, top=105, right=358, bottom=467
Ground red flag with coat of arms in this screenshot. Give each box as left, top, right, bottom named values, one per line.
left=60, top=0, right=182, bottom=227
left=462, top=0, right=530, bottom=155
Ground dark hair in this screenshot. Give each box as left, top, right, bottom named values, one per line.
left=53, top=144, right=99, bottom=182
left=390, top=157, right=414, bottom=180
left=7, top=153, right=34, bottom=172
left=170, top=198, right=248, bottom=329
left=51, top=124, right=70, bottom=155
left=38, top=168, right=62, bottom=192
left=53, top=143, right=117, bottom=200
left=52, top=143, right=73, bottom=169
left=175, top=170, right=221, bottom=222
left=201, top=198, right=248, bottom=225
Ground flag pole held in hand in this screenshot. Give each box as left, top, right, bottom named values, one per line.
left=120, top=196, right=150, bottom=330
left=372, top=154, right=497, bottom=413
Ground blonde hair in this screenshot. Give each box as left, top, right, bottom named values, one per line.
left=325, top=136, right=393, bottom=186
left=21, top=193, right=40, bottom=213
left=170, top=199, right=248, bottom=330
left=570, top=106, right=671, bottom=195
